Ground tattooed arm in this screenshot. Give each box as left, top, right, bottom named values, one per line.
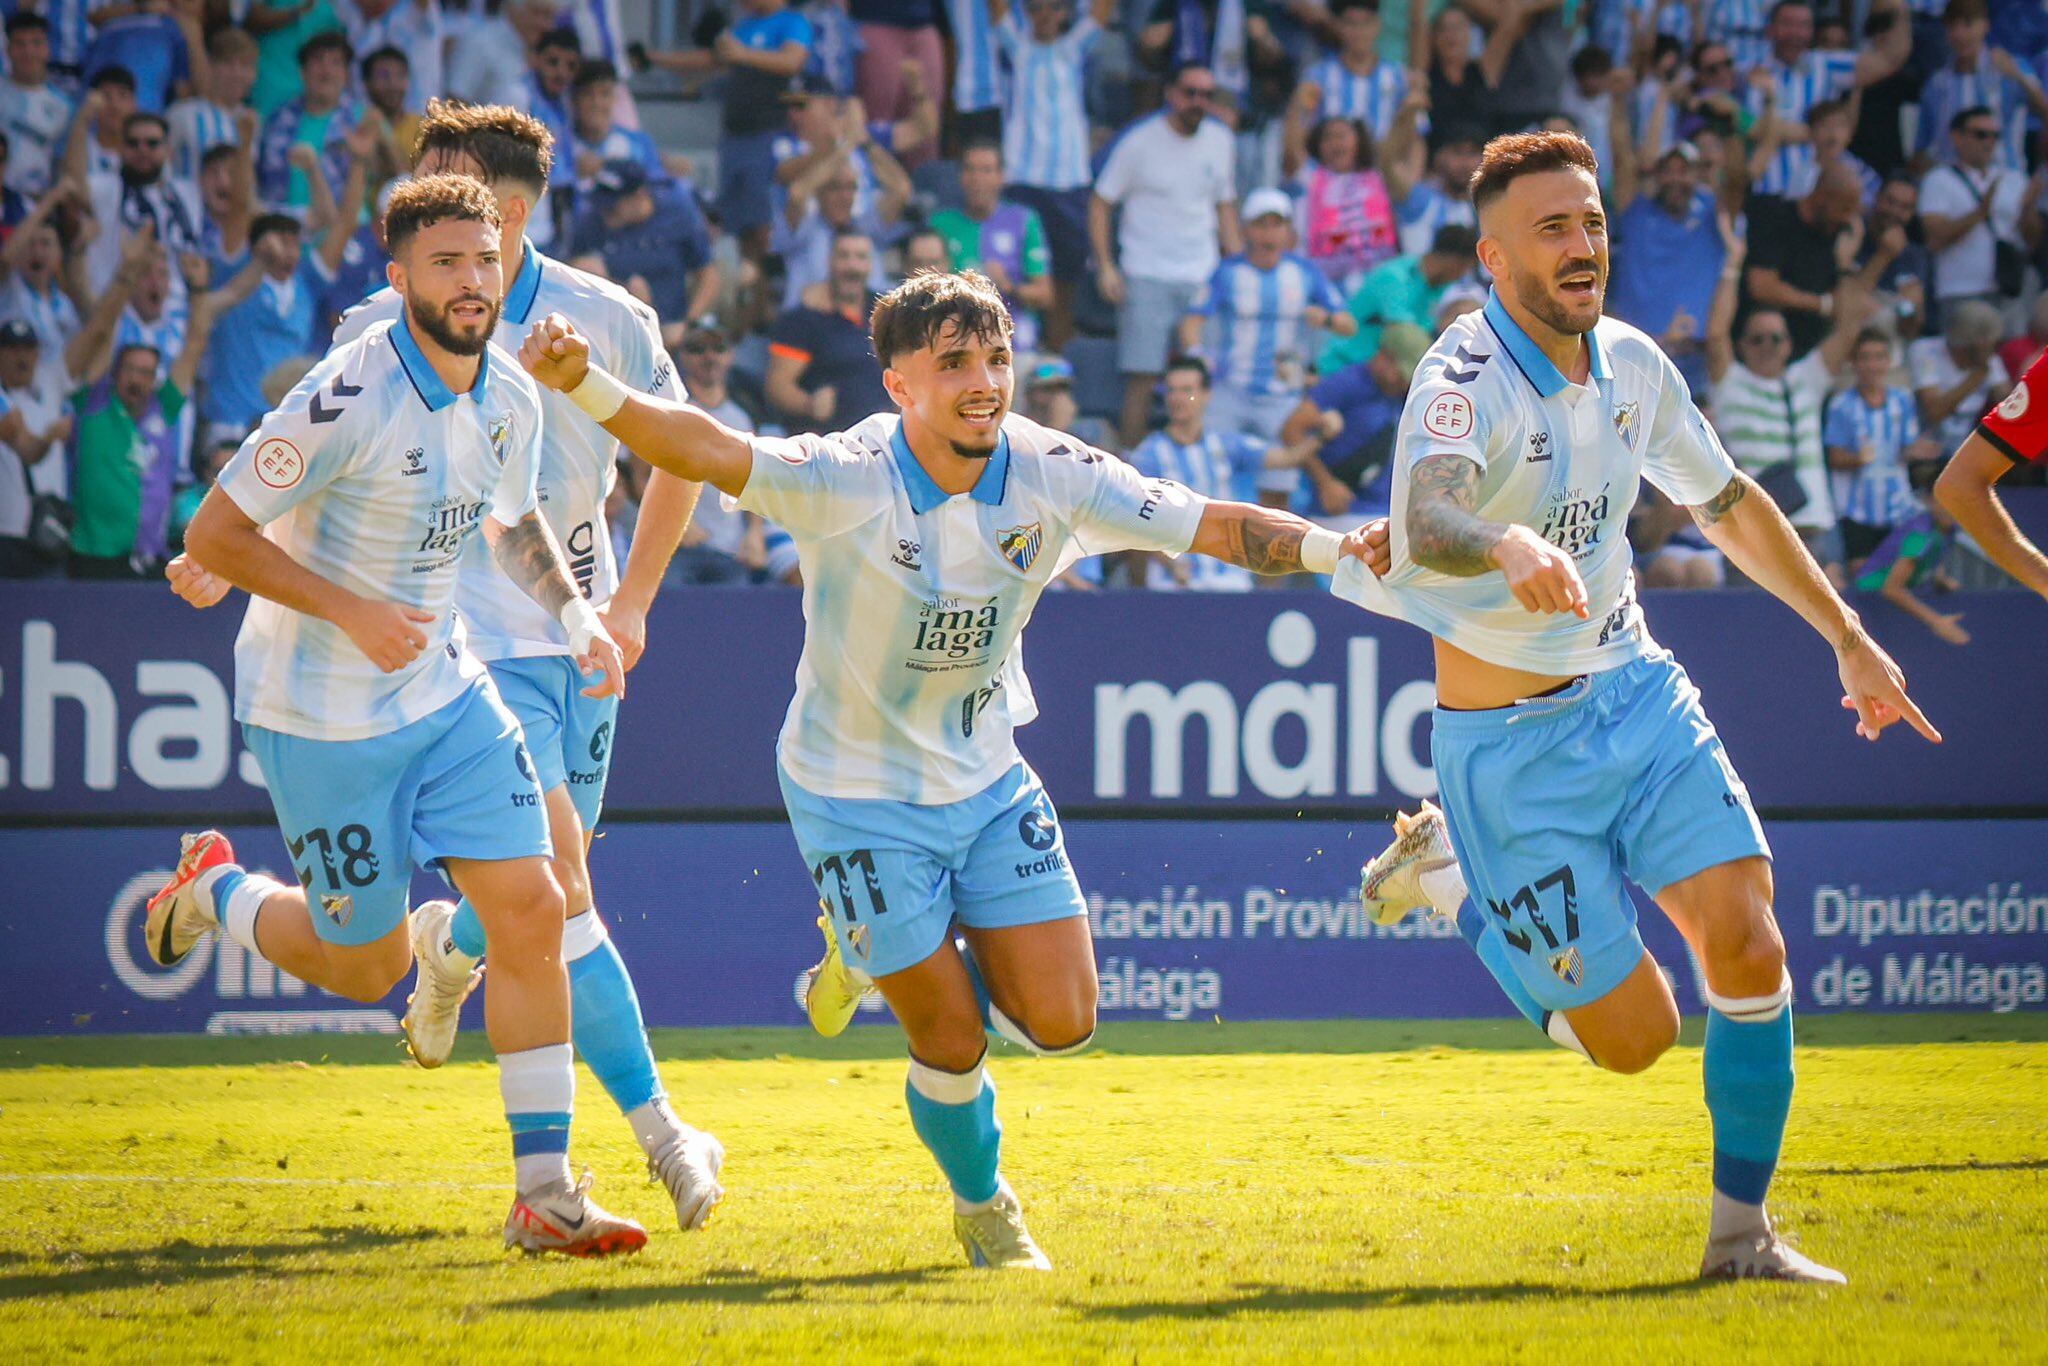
left=1685, top=471, right=1939, bottom=741
left=1406, top=452, right=1589, bottom=616
left=482, top=512, right=628, bottom=699
left=1186, top=500, right=1389, bottom=576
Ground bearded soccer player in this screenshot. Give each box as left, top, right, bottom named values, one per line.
left=1330, top=133, right=1938, bottom=1283
left=1934, top=355, right=2048, bottom=602
left=516, top=270, right=1386, bottom=1269
left=146, top=176, right=647, bottom=1255
left=171, top=101, right=725, bottom=1234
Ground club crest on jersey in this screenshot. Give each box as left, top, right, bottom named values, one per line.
left=320, top=893, right=354, bottom=929
left=995, top=522, right=1042, bottom=572
left=1612, top=401, right=1640, bottom=451
left=1998, top=380, right=2029, bottom=421
left=489, top=414, right=511, bottom=464
left=1550, top=946, right=1585, bottom=987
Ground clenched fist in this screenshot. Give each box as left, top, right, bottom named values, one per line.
left=520, top=312, right=592, bottom=392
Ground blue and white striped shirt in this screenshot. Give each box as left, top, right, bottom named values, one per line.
left=803, top=0, right=862, bottom=95
left=1302, top=55, right=1409, bottom=138
left=41, top=0, right=93, bottom=69
left=344, top=0, right=446, bottom=108
left=997, top=13, right=1098, bottom=191
left=1704, top=0, right=1772, bottom=73
left=167, top=98, right=240, bottom=184
left=1823, top=384, right=1923, bottom=528
left=116, top=302, right=189, bottom=378
left=1129, top=428, right=1265, bottom=591
left=1593, top=0, right=1693, bottom=68
left=1747, top=50, right=1859, bottom=195
left=944, top=0, right=1003, bottom=113
left=1194, top=251, right=1346, bottom=398
left=1920, top=59, right=2032, bottom=171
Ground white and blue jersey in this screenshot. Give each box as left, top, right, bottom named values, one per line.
left=1129, top=427, right=1265, bottom=590
left=344, top=0, right=446, bottom=108
left=1823, top=384, right=1922, bottom=528
left=996, top=13, right=1097, bottom=191
left=1397, top=181, right=1476, bottom=260
left=1194, top=251, right=1346, bottom=399
left=736, top=411, right=1209, bottom=804
left=1747, top=50, right=1859, bottom=196
left=944, top=0, right=1003, bottom=113
left=802, top=0, right=862, bottom=93
left=1919, top=60, right=2032, bottom=171
left=166, top=97, right=240, bottom=184
left=335, top=239, right=676, bottom=663
left=1302, top=55, right=1410, bottom=138
left=41, top=0, right=93, bottom=70
left=570, top=123, right=662, bottom=194
left=1333, top=289, right=1738, bottom=675
left=0, top=81, right=74, bottom=195
left=1703, top=0, right=1771, bottom=73
left=217, top=318, right=544, bottom=741
left=1592, top=0, right=1693, bottom=70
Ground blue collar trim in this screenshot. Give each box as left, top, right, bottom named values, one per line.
left=1482, top=288, right=1609, bottom=398
left=890, top=422, right=1011, bottom=514
left=503, top=238, right=544, bottom=325
left=391, top=316, right=490, bottom=412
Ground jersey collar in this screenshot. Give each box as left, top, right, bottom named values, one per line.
left=890, top=421, right=1012, bottom=514
left=503, top=237, right=545, bottom=326
left=1481, top=287, right=1610, bottom=399
left=391, top=315, right=493, bottom=412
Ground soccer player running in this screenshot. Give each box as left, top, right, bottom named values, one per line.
left=172, top=102, right=726, bottom=1235
left=514, top=269, right=1386, bottom=1269
left=1333, top=133, right=1937, bottom=1284
left=1934, top=354, right=2048, bottom=602
left=146, top=176, right=647, bottom=1256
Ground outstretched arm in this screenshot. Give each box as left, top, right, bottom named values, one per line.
left=1934, top=434, right=2048, bottom=598
left=1186, top=500, right=1387, bottom=575
left=1405, top=451, right=1589, bottom=615
left=482, top=510, right=627, bottom=698
left=1684, top=471, right=1940, bottom=741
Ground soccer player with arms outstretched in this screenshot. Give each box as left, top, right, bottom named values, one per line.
left=516, top=270, right=1387, bottom=1269
left=1934, top=353, right=2048, bottom=602
left=146, top=176, right=646, bottom=1255
left=1333, top=133, right=1937, bottom=1283
left=172, top=103, right=725, bottom=1235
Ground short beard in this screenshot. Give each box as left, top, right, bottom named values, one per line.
left=410, top=294, right=500, bottom=357
left=950, top=437, right=998, bottom=460
left=1511, top=262, right=1601, bottom=336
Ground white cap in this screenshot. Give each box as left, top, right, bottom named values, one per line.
left=1242, top=187, right=1294, bottom=223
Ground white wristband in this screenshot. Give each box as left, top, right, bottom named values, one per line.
left=1300, top=527, right=1342, bottom=576
left=559, top=596, right=605, bottom=655
left=565, top=366, right=628, bottom=422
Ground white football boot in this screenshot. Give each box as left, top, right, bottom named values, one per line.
left=144, top=831, right=236, bottom=965
left=401, top=899, right=480, bottom=1069
left=648, top=1125, right=727, bottom=1231
left=1357, top=801, right=1461, bottom=927
left=1701, top=1218, right=1848, bottom=1284
left=504, top=1171, right=648, bottom=1257
left=801, top=910, right=874, bottom=1037
left=954, top=1182, right=1053, bottom=1270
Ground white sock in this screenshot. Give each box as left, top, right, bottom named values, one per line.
left=561, top=908, right=608, bottom=962
left=500, top=1043, right=575, bottom=1193
left=1417, top=862, right=1468, bottom=917
left=1545, top=1011, right=1592, bottom=1059
left=1710, top=1190, right=1769, bottom=1242
left=219, top=871, right=288, bottom=954
left=954, top=1174, right=1012, bottom=1217
left=628, top=1096, right=689, bottom=1159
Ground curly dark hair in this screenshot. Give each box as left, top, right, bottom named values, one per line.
left=384, top=173, right=503, bottom=256
left=412, top=98, right=554, bottom=195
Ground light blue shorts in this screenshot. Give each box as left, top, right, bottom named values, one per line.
left=488, top=654, right=620, bottom=830
left=778, top=761, right=1089, bottom=979
left=243, top=678, right=553, bottom=946
left=1431, top=650, right=1770, bottom=1013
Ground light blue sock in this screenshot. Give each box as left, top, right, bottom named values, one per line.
left=1704, top=1003, right=1796, bottom=1206
left=449, top=897, right=488, bottom=959
left=566, top=919, right=663, bottom=1115
left=1455, top=899, right=1547, bottom=1030
left=905, top=1054, right=1002, bottom=1206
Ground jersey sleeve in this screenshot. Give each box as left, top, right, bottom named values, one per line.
left=1069, top=447, right=1208, bottom=556
left=1977, top=352, right=2048, bottom=466
left=734, top=431, right=891, bottom=539
left=329, top=289, right=396, bottom=348
left=606, top=293, right=675, bottom=401
left=215, top=368, right=362, bottom=524
left=1640, top=348, right=1738, bottom=505
left=1395, top=365, right=1497, bottom=473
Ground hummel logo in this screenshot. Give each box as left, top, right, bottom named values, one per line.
left=891, top=538, right=923, bottom=571
left=1527, top=432, right=1552, bottom=462
left=402, top=447, right=426, bottom=476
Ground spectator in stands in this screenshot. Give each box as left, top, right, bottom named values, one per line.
left=248, top=0, right=346, bottom=117
left=1092, top=62, right=1240, bottom=446
left=1610, top=140, right=1723, bottom=394
left=1672, top=38, right=1745, bottom=147
left=1913, top=0, right=2046, bottom=173
left=1857, top=175, right=1931, bottom=341
left=0, top=319, right=73, bottom=577
left=1919, top=107, right=2041, bottom=319
left=1909, top=298, right=2008, bottom=461
left=1280, top=319, right=1425, bottom=521
left=667, top=318, right=762, bottom=585
left=1745, top=0, right=1907, bottom=200
left=1393, top=123, right=1479, bottom=258
left=849, top=0, right=942, bottom=164
left=1783, top=98, right=1878, bottom=206
left=1744, top=159, right=1869, bottom=359
left=1997, top=293, right=2048, bottom=379
left=930, top=141, right=1054, bottom=349
left=1319, top=222, right=1474, bottom=373
left=1180, top=187, right=1355, bottom=454
left=1475, top=0, right=1579, bottom=134
left=257, top=32, right=363, bottom=212
left=1280, top=113, right=1402, bottom=293
left=568, top=159, right=720, bottom=346
left=568, top=59, right=662, bottom=197
left=203, top=206, right=359, bottom=433
left=1019, top=354, right=1113, bottom=450
left=355, top=48, right=419, bottom=185
left=79, top=110, right=206, bottom=296
left=341, top=0, right=444, bottom=113
left=1631, top=482, right=1728, bottom=587
left=1136, top=0, right=1284, bottom=108
left=1708, top=210, right=1872, bottom=562
left=779, top=149, right=901, bottom=307
left=649, top=0, right=813, bottom=259
left=1557, top=44, right=1624, bottom=178
left=0, top=196, right=84, bottom=378
left=765, top=227, right=890, bottom=432
left=1853, top=500, right=1968, bottom=644
left=941, top=0, right=1002, bottom=145
left=900, top=225, right=950, bottom=275
left=194, top=118, right=259, bottom=277
left=82, top=0, right=201, bottom=115
left=521, top=28, right=580, bottom=202
left=447, top=0, right=557, bottom=110
left=67, top=67, right=141, bottom=182
left=994, top=0, right=1111, bottom=349
left=1421, top=4, right=1518, bottom=143
left=1, top=16, right=74, bottom=199
left=168, top=26, right=257, bottom=185
left=1297, top=0, right=1412, bottom=137
left=1826, top=327, right=1942, bottom=566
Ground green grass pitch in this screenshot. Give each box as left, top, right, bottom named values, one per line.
left=4, top=1015, right=2045, bottom=1362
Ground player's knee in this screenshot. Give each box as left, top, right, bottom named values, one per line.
left=1596, top=1011, right=1679, bottom=1075
left=481, top=873, right=568, bottom=962
left=330, top=937, right=410, bottom=1002
left=548, top=850, right=591, bottom=917
left=1016, top=1000, right=1097, bottom=1056
left=909, top=1015, right=990, bottom=1073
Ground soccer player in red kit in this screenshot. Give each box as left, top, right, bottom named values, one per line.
left=1936, top=353, right=2048, bottom=602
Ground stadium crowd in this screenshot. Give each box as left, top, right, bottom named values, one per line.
left=0, top=0, right=2041, bottom=641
